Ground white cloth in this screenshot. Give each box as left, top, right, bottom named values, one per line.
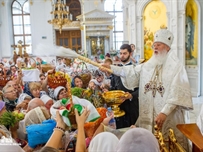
left=111, top=50, right=193, bottom=150
left=50, top=95, right=100, bottom=125
left=197, top=104, right=203, bottom=135
left=89, top=132, right=119, bottom=152
left=22, top=69, right=40, bottom=82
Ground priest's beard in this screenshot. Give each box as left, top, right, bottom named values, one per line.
left=148, top=49, right=168, bottom=66
left=121, top=54, right=131, bottom=63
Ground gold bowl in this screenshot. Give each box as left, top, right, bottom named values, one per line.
left=102, top=90, right=127, bottom=117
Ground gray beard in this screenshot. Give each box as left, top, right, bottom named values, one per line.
left=147, top=49, right=168, bottom=66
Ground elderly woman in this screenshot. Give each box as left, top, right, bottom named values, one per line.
left=23, top=82, right=44, bottom=99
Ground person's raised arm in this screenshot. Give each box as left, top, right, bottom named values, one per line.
left=75, top=107, right=90, bottom=152
left=40, top=111, right=66, bottom=152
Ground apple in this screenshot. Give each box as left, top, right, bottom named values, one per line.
left=17, top=113, right=25, bottom=120
left=12, top=110, right=19, bottom=117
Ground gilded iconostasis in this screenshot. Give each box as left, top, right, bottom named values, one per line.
left=143, top=0, right=198, bottom=65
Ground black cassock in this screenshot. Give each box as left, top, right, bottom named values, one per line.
left=110, top=62, right=139, bottom=129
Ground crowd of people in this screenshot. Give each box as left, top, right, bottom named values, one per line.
left=0, top=29, right=194, bottom=152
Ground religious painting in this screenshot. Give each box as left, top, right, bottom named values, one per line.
left=143, top=0, right=167, bottom=60
left=185, top=0, right=198, bottom=65
left=90, top=36, right=104, bottom=56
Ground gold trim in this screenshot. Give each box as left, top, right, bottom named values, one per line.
left=107, top=25, right=113, bottom=30
left=80, top=26, right=84, bottom=30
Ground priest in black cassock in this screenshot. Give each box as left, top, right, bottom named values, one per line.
left=110, top=44, right=139, bottom=129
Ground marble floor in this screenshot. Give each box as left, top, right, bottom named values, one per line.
left=189, top=96, right=203, bottom=123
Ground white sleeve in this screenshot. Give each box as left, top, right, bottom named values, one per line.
left=161, top=103, right=177, bottom=116
left=110, top=64, right=142, bottom=90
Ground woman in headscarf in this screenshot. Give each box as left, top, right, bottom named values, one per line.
left=88, top=132, right=119, bottom=152
left=53, top=86, right=68, bottom=100
left=23, top=82, right=44, bottom=98
left=117, top=128, right=160, bottom=152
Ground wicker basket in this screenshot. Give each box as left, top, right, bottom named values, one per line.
left=0, top=74, right=11, bottom=87
left=41, top=64, right=55, bottom=73
left=48, top=72, right=67, bottom=89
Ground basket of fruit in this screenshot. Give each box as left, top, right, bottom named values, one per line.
left=48, top=71, right=67, bottom=89
left=0, top=110, right=25, bottom=128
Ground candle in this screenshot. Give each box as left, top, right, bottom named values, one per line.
left=66, top=6, right=69, bottom=11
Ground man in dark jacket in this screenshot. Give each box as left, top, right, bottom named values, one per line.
left=110, top=44, right=139, bottom=129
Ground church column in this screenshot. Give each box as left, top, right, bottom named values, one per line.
left=177, top=10, right=186, bottom=65
left=169, top=1, right=178, bottom=54
left=104, top=36, right=109, bottom=54
left=122, top=0, right=129, bottom=42
left=80, top=26, right=84, bottom=53
left=108, top=26, right=113, bottom=50
left=86, top=36, right=91, bottom=58
left=128, top=2, right=136, bottom=45
left=136, top=16, right=143, bottom=58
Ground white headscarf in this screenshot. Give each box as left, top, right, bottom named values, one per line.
left=54, top=86, right=65, bottom=100
left=40, top=95, right=52, bottom=105
left=117, top=128, right=159, bottom=152
left=89, top=132, right=119, bottom=152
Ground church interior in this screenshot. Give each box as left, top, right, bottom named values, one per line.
left=0, top=0, right=203, bottom=151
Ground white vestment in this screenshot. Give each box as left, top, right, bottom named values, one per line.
left=110, top=50, right=193, bottom=150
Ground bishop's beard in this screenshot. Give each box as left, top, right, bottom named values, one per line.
left=147, top=49, right=168, bottom=66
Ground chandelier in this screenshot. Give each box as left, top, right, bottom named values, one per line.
left=48, top=0, right=72, bottom=34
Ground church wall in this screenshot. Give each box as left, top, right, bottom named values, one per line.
left=0, top=0, right=14, bottom=58
left=30, top=0, right=55, bottom=55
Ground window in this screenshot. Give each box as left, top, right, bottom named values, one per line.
left=12, top=0, right=32, bottom=54
left=105, top=0, right=123, bottom=51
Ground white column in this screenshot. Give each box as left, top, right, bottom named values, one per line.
left=104, top=36, right=109, bottom=54
left=136, top=16, right=144, bottom=58
left=177, top=10, right=186, bottom=65
left=109, top=29, right=113, bottom=50
left=86, top=37, right=91, bottom=58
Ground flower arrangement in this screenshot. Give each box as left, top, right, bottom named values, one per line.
left=144, top=27, right=154, bottom=60
left=48, top=71, right=71, bottom=89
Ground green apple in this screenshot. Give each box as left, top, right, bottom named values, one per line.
left=17, top=113, right=25, bottom=120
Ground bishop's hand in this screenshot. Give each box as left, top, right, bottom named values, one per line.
left=155, top=113, right=167, bottom=129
